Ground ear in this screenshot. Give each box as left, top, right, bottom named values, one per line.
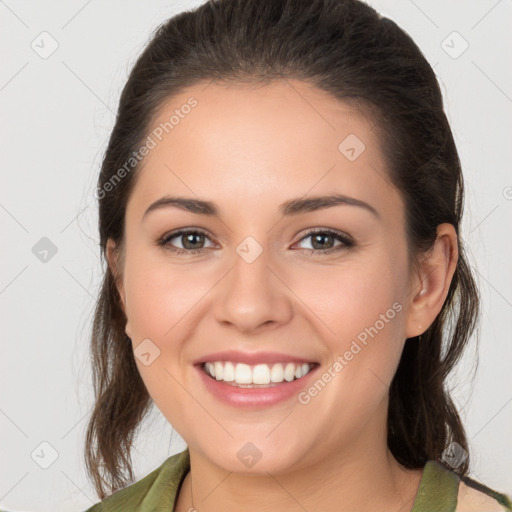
left=404, top=223, right=459, bottom=339
left=106, top=238, right=127, bottom=316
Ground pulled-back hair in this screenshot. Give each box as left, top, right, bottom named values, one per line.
left=85, top=0, right=479, bottom=499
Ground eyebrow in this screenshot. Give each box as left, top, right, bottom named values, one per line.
left=142, top=193, right=380, bottom=220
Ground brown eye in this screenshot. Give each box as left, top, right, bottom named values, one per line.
left=178, top=232, right=206, bottom=250
left=295, top=229, right=354, bottom=254
left=158, top=229, right=215, bottom=254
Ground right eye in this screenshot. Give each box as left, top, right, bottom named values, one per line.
left=157, top=229, right=216, bottom=254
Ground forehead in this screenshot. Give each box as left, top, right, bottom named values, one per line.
left=127, top=79, right=401, bottom=222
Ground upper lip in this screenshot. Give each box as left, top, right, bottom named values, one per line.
left=193, top=350, right=319, bottom=366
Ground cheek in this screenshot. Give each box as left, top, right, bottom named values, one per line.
left=293, top=250, right=408, bottom=384
left=292, top=257, right=407, bottom=432
left=122, top=255, right=205, bottom=406
left=123, top=248, right=214, bottom=340
left=295, top=255, right=405, bottom=342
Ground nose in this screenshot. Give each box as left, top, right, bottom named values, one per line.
left=212, top=244, right=294, bottom=335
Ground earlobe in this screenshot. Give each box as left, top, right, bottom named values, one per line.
left=106, top=238, right=127, bottom=314
left=405, top=223, right=458, bottom=339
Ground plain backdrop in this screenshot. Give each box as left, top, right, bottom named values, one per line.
left=1, top=1, right=511, bottom=510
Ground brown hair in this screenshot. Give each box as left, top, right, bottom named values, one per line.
left=85, top=0, right=479, bottom=499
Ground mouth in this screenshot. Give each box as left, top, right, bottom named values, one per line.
left=197, top=361, right=321, bottom=388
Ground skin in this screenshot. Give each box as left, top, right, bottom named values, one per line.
left=107, top=79, right=461, bottom=512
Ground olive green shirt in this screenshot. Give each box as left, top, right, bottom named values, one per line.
left=84, top=448, right=512, bottom=511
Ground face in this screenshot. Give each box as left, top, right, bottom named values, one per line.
left=109, top=79, right=423, bottom=474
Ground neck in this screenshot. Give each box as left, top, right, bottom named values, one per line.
left=175, top=410, right=423, bottom=512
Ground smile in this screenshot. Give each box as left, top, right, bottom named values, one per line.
left=202, top=361, right=319, bottom=387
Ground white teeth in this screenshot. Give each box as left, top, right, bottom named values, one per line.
left=252, top=364, right=271, bottom=385
left=202, top=361, right=314, bottom=385
left=284, top=362, right=295, bottom=382
left=206, top=362, right=215, bottom=377
left=223, top=361, right=235, bottom=382
left=214, top=362, right=223, bottom=380
left=270, top=363, right=284, bottom=382
left=235, top=363, right=252, bottom=384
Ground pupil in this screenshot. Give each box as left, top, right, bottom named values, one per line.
left=183, top=233, right=203, bottom=249
left=312, top=233, right=332, bottom=250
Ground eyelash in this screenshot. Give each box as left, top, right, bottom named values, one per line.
left=156, top=228, right=354, bottom=256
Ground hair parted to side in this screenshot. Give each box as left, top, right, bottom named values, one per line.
left=85, top=0, right=479, bottom=499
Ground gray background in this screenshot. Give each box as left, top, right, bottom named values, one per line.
left=1, top=1, right=511, bottom=510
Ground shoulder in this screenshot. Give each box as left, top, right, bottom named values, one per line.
left=414, top=460, right=512, bottom=512
left=84, top=448, right=190, bottom=512
left=455, top=475, right=512, bottom=512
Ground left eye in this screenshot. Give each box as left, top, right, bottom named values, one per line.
left=294, top=229, right=354, bottom=252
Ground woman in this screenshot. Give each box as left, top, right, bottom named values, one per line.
left=84, top=0, right=511, bottom=510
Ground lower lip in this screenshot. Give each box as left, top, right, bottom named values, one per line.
left=195, top=364, right=319, bottom=408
